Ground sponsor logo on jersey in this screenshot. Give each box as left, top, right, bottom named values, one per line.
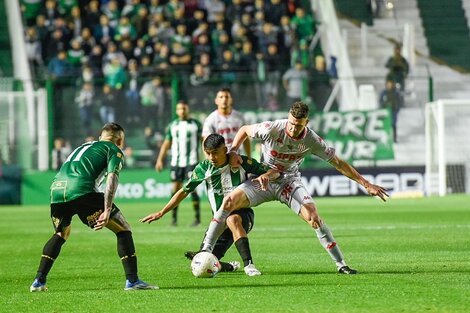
left=270, top=150, right=303, bottom=161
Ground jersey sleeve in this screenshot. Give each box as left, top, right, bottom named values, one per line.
left=250, top=121, right=276, bottom=141
left=182, top=162, right=205, bottom=193
left=164, top=122, right=172, bottom=141
left=107, top=146, right=125, bottom=175
left=241, top=155, right=269, bottom=176
left=310, top=133, right=336, bottom=161
left=202, top=114, right=215, bottom=137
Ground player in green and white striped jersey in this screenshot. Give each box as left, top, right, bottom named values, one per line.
left=141, top=134, right=280, bottom=276
left=156, top=101, right=202, bottom=226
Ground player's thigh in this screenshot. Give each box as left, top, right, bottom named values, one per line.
left=277, top=177, right=315, bottom=215
left=50, top=202, right=74, bottom=235
left=235, top=180, right=276, bottom=208
left=74, top=193, right=121, bottom=229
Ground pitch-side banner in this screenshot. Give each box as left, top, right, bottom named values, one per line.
left=22, top=166, right=423, bottom=204
left=242, top=109, right=395, bottom=161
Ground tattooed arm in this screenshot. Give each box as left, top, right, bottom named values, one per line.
left=94, top=172, right=120, bottom=230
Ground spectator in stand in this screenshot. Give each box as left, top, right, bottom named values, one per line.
left=220, top=49, right=237, bottom=86
left=88, top=45, right=104, bottom=77
left=66, top=6, right=82, bottom=38
left=94, top=14, right=115, bottom=47
left=51, top=137, right=71, bottom=170
left=125, top=59, right=141, bottom=125
left=190, top=63, right=210, bottom=86
left=189, top=63, right=212, bottom=109
left=120, top=39, right=135, bottom=62
left=213, top=31, right=231, bottom=66
left=379, top=79, right=403, bottom=143
left=310, top=55, right=334, bottom=111
left=57, top=0, right=77, bottom=17
left=131, top=5, right=150, bottom=38
left=286, top=0, right=301, bottom=17
left=225, top=0, right=244, bottom=23
left=256, top=22, right=280, bottom=56
left=25, top=26, right=44, bottom=67
left=83, top=0, right=101, bottom=30
left=45, top=29, right=67, bottom=64
left=237, top=40, right=257, bottom=73
left=103, top=0, right=120, bottom=29
left=202, top=0, right=226, bottom=24
left=67, top=38, right=85, bottom=74
left=260, top=43, right=282, bottom=108
left=265, top=0, right=287, bottom=25
left=48, top=50, right=72, bottom=79
left=102, top=41, right=127, bottom=68
left=122, top=0, right=145, bottom=18
left=149, top=0, right=165, bottom=16
left=41, top=0, right=60, bottom=31
left=291, top=7, right=316, bottom=44
left=153, top=43, right=171, bottom=74
left=75, top=82, right=95, bottom=136
left=290, top=38, right=312, bottom=69
left=193, top=33, right=212, bottom=62
left=385, top=44, right=409, bottom=91
left=78, top=27, right=96, bottom=55
left=21, top=0, right=43, bottom=27
left=140, top=76, right=166, bottom=128
left=77, top=64, right=94, bottom=86
left=144, top=126, right=164, bottom=168
left=191, top=21, right=210, bottom=45
left=279, top=15, right=295, bottom=60
left=282, top=61, right=308, bottom=105
left=103, top=55, right=127, bottom=121
left=98, top=84, right=116, bottom=124
left=114, top=16, right=138, bottom=42
left=169, top=41, right=192, bottom=73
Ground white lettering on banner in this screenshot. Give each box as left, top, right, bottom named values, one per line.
left=302, top=173, right=424, bottom=196
left=365, top=110, right=388, bottom=143
left=144, top=179, right=173, bottom=198
left=328, top=140, right=376, bottom=159
left=116, top=183, right=144, bottom=198
left=115, top=179, right=207, bottom=199
left=341, top=112, right=365, bottom=137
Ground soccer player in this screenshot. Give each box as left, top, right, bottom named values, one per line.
left=30, top=123, right=158, bottom=292
left=141, top=134, right=279, bottom=276
left=201, top=101, right=389, bottom=274
left=202, top=87, right=251, bottom=156
left=156, top=100, right=202, bottom=226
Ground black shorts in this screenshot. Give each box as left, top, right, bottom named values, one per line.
left=50, top=192, right=120, bottom=233
left=210, top=208, right=255, bottom=260
left=170, top=164, right=197, bottom=182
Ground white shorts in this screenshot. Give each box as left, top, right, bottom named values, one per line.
left=237, top=176, right=315, bottom=214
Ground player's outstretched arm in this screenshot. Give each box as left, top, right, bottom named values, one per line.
left=94, top=172, right=119, bottom=230
left=140, top=189, right=190, bottom=223
left=229, top=125, right=254, bottom=167
left=329, top=155, right=389, bottom=201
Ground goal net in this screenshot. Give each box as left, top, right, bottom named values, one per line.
left=0, top=89, right=49, bottom=170
left=425, top=99, right=470, bottom=196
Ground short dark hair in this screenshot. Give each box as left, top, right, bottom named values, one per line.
left=217, top=87, right=232, bottom=95
left=289, top=101, right=309, bottom=119
left=101, top=122, right=124, bottom=135
left=204, top=134, right=225, bottom=150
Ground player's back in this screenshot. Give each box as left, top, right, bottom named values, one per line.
left=51, top=141, right=124, bottom=203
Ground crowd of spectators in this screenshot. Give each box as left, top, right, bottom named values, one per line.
left=21, top=0, right=333, bottom=144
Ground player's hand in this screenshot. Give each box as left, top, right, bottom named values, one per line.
left=155, top=160, right=163, bottom=172
left=365, top=183, right=389, bottom=202
left=228, top=151, right=242, bottom=168
left=140, top=211, right=164, bottom=224
left=253, top=174, right=269, bottom=191
left=94, top=209, right=111, bottom=231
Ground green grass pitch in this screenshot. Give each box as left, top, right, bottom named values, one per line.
left=0, top=195, right=469, bottom=312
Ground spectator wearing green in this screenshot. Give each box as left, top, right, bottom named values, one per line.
left=291, top=7, right=316, bottom=43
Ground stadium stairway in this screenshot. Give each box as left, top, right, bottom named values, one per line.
left=334, top=0, right=470, bottom=166
left=417, top=0, right=470, bottom=72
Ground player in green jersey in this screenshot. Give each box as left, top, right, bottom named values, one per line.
left=156, top=101, right=202, bottom=227
left=30, top=123, right=158, bottom=292
left=141, top=134, right=280, bottom=276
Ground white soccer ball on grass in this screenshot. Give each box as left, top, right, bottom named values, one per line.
left=190, top=252, right=221, bottom=278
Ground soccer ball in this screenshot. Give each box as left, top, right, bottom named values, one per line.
left=190, top=252, right=221, bottom=278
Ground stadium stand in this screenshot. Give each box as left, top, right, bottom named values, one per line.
left=417, top=0, right=470, bottom=72
left=0, top=3, right=13, bottom=77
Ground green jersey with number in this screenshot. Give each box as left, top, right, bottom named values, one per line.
left=50, top=140, right=125, bottom=203
left=183, top=155, right=270, bottom=214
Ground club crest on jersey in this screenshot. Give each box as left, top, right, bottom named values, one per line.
left=117, top=152, right=123, bottom=158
